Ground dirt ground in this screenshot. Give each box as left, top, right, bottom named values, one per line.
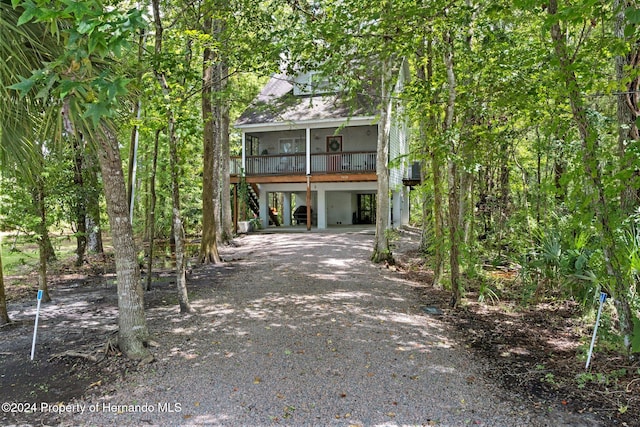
left=1, top=227, right=638, bottom=426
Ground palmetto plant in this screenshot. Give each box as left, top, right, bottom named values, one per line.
left=524, top=225, right=597, bottom=305
left=0, top=0, right=54, bottom=169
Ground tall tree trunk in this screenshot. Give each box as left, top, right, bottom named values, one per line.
left=459, top=136, right=475, bottom=248
left=211, top=37, right=221, bottom=238
left=63, top=100, right=87, bottom=266
left=213, top=87, right=222, bottom=239
left=417, top=39, right=431, bottom=255
left=549, top=0, right=634, bottom=354
left=218, top=60, right=233, bottom=242
left=615, top=0, right=640, bottom=214
left=168, top=114, right=192, bottom=313
left=85, top=151, right=104, bottom=254
left=34, top=159, right=51, bottom=303
left=0, top=242, right=10, bottom=325
left=73, top=137, right=87, bottom=267
left=96, top=124, right=152, bottom=361
left=127, top=31, right=146, bottom=226
left=431, top=146, right=445, bottom=287
left=443, top=30, right=461, bottom=308
left=200, top=14, right=221, bottom=263
left=430, top=32, right=445, bottom=288
left=152, top=0, right=194, bottom=313
left=127, top=100, right=141, bottom=222
left=372, top=57, right=394, bottom=264
left=220, top=109, right=233, bottom=241
left=416, top=35, right=445, bottom=286
left=145, top=129, right=161, bottom=291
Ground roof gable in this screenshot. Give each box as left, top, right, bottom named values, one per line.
left=235, top=73, right=377, bottom=128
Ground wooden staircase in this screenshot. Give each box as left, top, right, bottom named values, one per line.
left=248, top=184, right=280, bottom=226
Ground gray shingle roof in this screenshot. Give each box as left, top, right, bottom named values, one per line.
left=235, top=74, right=377, bottom=127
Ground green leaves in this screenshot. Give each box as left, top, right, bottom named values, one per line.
left=8, top=0, right=147, bottom=129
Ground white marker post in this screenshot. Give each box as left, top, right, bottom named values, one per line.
left=585, top=291, right=607, bottom=371
left=30, top=290, right=43, bottom=361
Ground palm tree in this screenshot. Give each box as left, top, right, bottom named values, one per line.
left=0, top=0, right=51, bottom=324
left=1, top=0, right=152, bottom=360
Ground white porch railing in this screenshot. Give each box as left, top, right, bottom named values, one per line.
left=230, top=151, right=376, bottom=176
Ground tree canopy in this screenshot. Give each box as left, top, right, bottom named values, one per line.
left=1, top=0, right=639, bottom=359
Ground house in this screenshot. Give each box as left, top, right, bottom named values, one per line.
left=231, top=61, right=411, bottom=231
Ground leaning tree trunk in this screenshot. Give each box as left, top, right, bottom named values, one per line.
left=96, top=124, right=152, bottom=361
left=549, top=0, right=634, bottom=354
left=199, top=14, right=221, bottom=264
left=372, top=58, right=394, bottom=264
left=152, top=0, right=194, bottom=313
left=0, top=248, right=9, bottom=325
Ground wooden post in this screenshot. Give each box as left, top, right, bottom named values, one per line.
left=306, top=175, right=311, bottom=231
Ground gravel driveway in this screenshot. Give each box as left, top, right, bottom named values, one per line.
left=60, top=228, right=601, bottom=426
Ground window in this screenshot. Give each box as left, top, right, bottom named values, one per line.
left=279, top=138, right=305, bottom=154
left=246, top=135, right=260, bottom=156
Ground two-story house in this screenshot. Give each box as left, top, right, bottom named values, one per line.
left=231, top=61, right=411, bottom=231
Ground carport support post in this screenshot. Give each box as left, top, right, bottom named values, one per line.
left=306, top=175, right=311, bottom=231
left=283, top=193, right=291, bottom=226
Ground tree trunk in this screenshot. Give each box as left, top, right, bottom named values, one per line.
left=85, top=149, right=104, bottom=254
left=218, top=60, right=234, bottom=242
left=145, top=129, right=161, bottom=291
left=199, top=14, right=221, bottom=264
left=416, top=36, right=445, bottom=286
left=169, top=118, right=193, bottom=313
left=443, top=30, right=461, bottom=308
left=0, top=246, right=10, bottom=325
left=73, top=137, right=87, bottom=267
left=615, top=0, right=640, bottom=214
left=212, top=94, right=222, bottom=240
left=213, top=18, right=231, bottom=244
left=371, top=58, right=394, bottom=264
left=416, top=39, right=431, bottom=255
left=448, top=158, right=461, bottom=308
left=63, top=100, right=87, bottom=266
left=34, top=173, right=51, bottom=303
left=152, top=0, right=194, bottom=314
left=549, top=0, right=634, bottom=354
left=431, top=146, right=445, bottom=287
left=96, top=124, right=151, bottom=361
left=459, top=136, right=474, bottom=248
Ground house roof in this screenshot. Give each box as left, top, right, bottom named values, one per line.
left=235, top=74, right=378, bottom=128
